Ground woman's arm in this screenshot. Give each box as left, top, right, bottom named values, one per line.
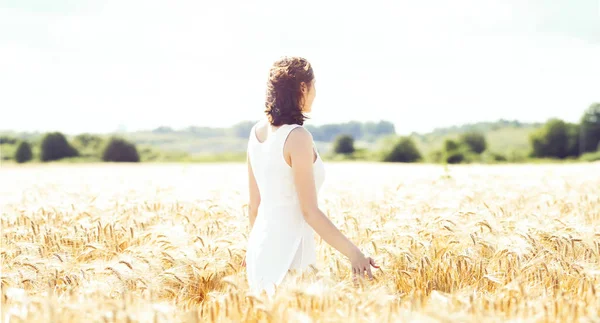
left=242, top=153, right=260, bottom=267
left=247, top=153, right=260, bottom=231
left=286, top=127, right=378, bottom=279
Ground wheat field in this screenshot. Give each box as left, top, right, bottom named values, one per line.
left=1, top=162, right=600, bottom=322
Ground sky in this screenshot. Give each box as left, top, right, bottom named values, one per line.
left=1, top=0, right=599, bottom=135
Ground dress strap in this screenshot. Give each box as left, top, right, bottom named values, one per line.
left=276, top=124, right=302, bottom=146
left=274, top=124, right=301, bottom=164
left=248, top=122, right=302, bottom=147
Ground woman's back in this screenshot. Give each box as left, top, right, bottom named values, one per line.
left=248, top=122, right=320, bottom=207
left=245, top=121, right=325, bottom=296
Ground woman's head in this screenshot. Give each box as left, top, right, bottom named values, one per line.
left=264, top=56, right=315, bottom=126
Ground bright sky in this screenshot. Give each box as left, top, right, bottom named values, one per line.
left=1, top=0, right=599, bottom=135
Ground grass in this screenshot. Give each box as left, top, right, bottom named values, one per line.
left=1, top=143, right=19, bottom=161
left=0, top=150, right=247, bottom=165
left=188, top=152, right=247, bottom=163
left=1, top=162, right=600, bottom=322
left=580, top=151, right=600, bottom=162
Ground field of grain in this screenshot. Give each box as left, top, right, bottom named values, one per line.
left=1, top=162, right=600, bottom=322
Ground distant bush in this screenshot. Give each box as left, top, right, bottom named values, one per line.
left=424, top=140, right=471, bottom=164
left=102, top=137, right=140, bottom=162
left=443, top=139, right=468, bottom=164
left=444, top=139, right=461, bottom=152
left=459, top=132, right=487, bottom=154
left=530, top=119, right=579, bottom=159
left=491, top=153, right=507, bottom=162
left=446, top=150, right=466, bottom=164
left=580, top=103, right=600, bottom=154
left=332, top=135, right=355, bottom=155
left=382, top=137, right=422, bottom=162
left=40, top=132, right=78, bottom=162
left=14, top=141, right=33, bottom=163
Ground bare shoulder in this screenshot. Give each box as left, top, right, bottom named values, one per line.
left=284, top=126, right=315, bottom=165
left=286, top=126, right=313, bottom=148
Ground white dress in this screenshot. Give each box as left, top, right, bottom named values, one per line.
left=245, top=122, right=326, bottom=296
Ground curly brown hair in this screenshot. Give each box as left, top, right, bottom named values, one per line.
left=264, top=57, right=314, bottom=126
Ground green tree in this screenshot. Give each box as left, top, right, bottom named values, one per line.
left=580, top=103, right=600, bottom=154
left=459, top=132, right=487, bottom=154
left=444, top=139, right=460, bottom=152
left=332, top=135, right=355, bottom=155
left=102, top=137, right=140, bottom=162
left=443, top=139, right=468, bottom=164
left=566, top=123, right=580, bottom=157
left=383, top=137, right=422, bottom=162
left=446, top=151, right=466, bottom=164
left=530, top=119, right=578, bottom=159
left=40, top=132, right=78, bottom=162
left=14, top=141, right=33, bottom=163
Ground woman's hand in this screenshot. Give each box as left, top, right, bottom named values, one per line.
left=349, top=249, right=379, bottom=281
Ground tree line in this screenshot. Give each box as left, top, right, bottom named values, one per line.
left=331, top=103, right=600, bottom=163
left=2, top=120, right=397, bottom=164
left=332, top=131, right=493, bottom=163
left=4, top=103, right=599, bottom=164
left=10, top=133, right=141, bottom=163
left=152, top=120, right=396, bottom=142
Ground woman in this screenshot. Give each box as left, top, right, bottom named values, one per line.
left=243, top=56, right=378, bottom=296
